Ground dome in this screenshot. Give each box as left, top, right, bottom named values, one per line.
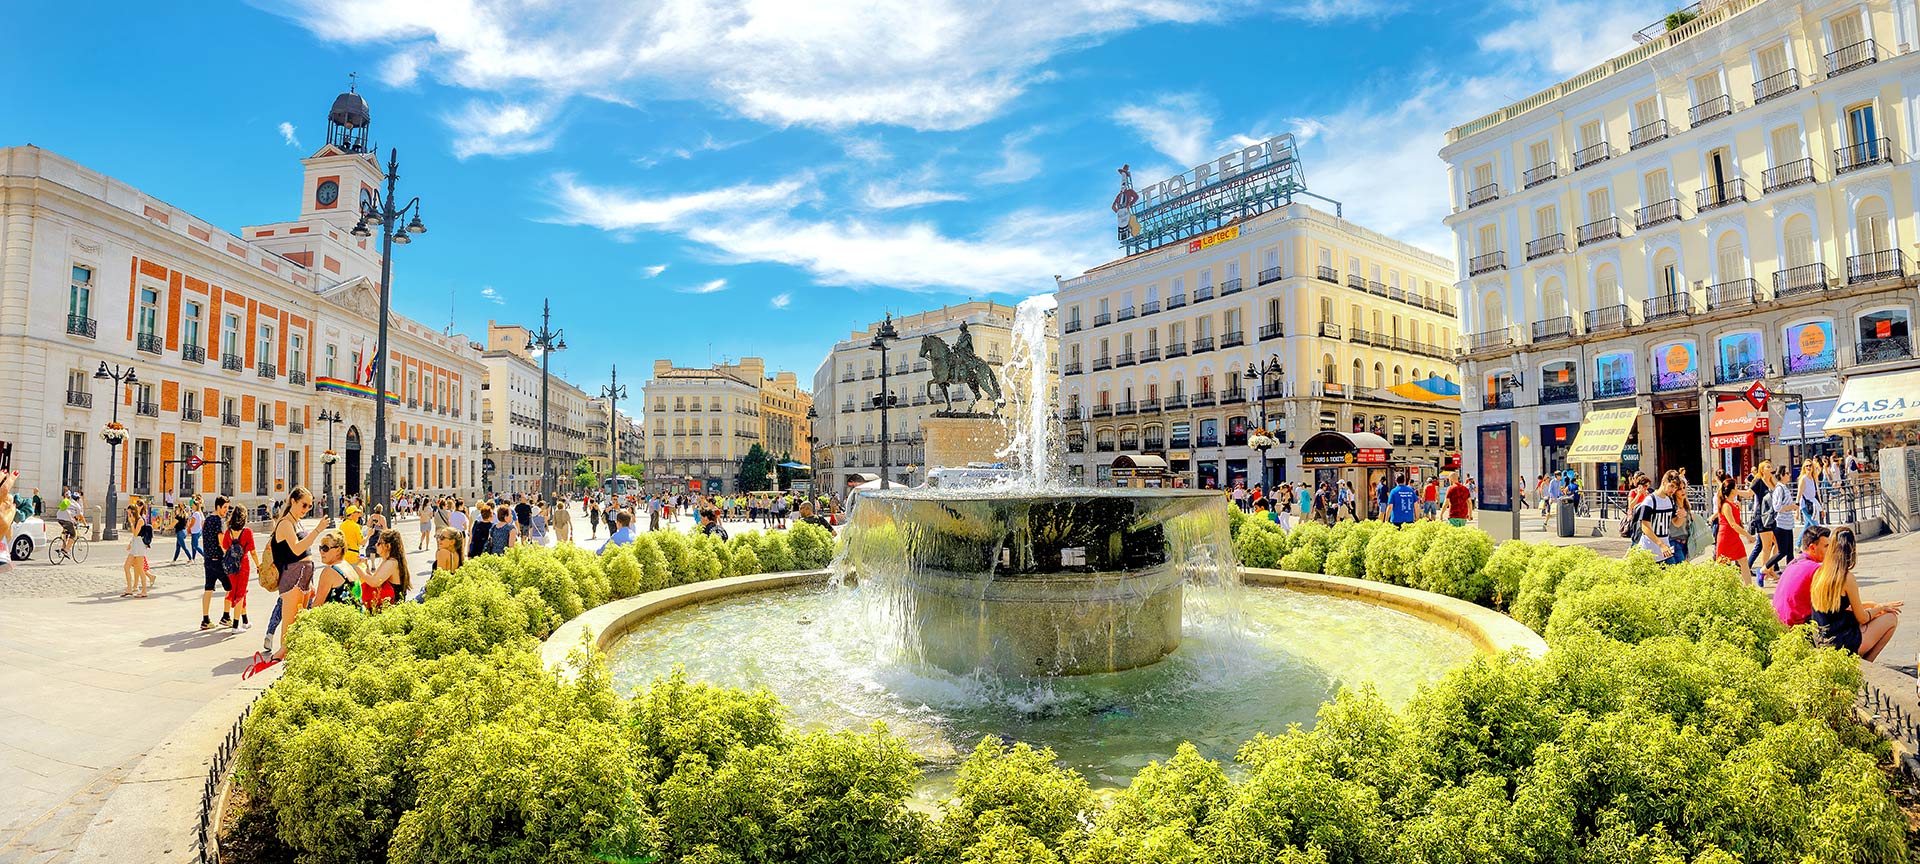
left=328, top=91, right=371, bottom=130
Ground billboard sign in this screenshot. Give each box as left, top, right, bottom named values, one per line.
left=1118, top=134, right=1306, bottom=254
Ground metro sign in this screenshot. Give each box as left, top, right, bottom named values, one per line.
left=186, top=455, right=205, bottom=471
left=1744, top=380, right=1771, bottom=411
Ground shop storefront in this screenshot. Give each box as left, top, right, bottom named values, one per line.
left=1300, top=430, right=1394, bottom=516
left=1709, top=395, right=1767, bottom=477
left=1110, top=454, right=1172, bottom=488
left=1652, top=390, right=1703, bottom=484
left=1825, top=370, right=1920, bottom=470
left=1539, top=422, right=1579, bottom=476
left=1566, top=406, right=1639, bottom=487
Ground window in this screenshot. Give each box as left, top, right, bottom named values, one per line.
left=1692, top=72, right=1724, bottom=102
left=290, top=334, right=305, bottom=374
left=1470, top=161, right=1493, bottom=189
left=69, top=265, right=92, bottom=319
left=182, top=301, right=202, bottom=349
left=1831, top=10, right=1866, bottom=51
left=1528, top=139, right=1552, bottom=169
left=1846, top=103, right=1879, bottom=155
left=1757, top=43, right=1790, bottom=80
left=1770, top=125, right=1804, bottom=164
left=1578, top=119, right=1604, bottom=149
left=1476, top=224, right=1498, bottom=255
left=1858, top=309, right=1910, bottom=355
left=325, top=344, right=337, bottom=378
left=1642, top=168, right=1670, bottom=204
left=61, top=431, right=85, bottom=491
left=1586, top=187, right=1612, bottom=220
left=256, top=447, right=270, bottom=495
left=1715, top=232, right=1746, bottom=281
left=223, top=397, right=236, bottom=420
left=1631, top=95, right=1661, bottom=129
left=1783, top=214, right=1816, bottom=268
left=256, top=323, right=274, bottom=366
left=1653, top=248, right=1680, bottom=297
left=183, top=388, right=199, bottom=414
left=1595, top=264, right=1622, bottom=308
left=136, top=288, right=159, bottom=339
left=1856, top=198, right=1891, bottom=253
left=132, top=439, right=152, bottom=495
left=221, top=314, right=240, bottom=358
left=1535, top=205, right=1559, bottom=238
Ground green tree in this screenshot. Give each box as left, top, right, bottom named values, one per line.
left=616, top=462, right=645, bottom=481
left=572, top=458, right=596, bottom=491
left=737, top=444, right=776, bottom=492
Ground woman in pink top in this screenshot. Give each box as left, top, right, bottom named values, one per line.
left=1773, top=524, right=1831, bottom=626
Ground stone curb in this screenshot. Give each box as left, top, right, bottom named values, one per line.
left=66, top=663, right=282, bottom=863
left=1240, top=568, right=1550, bottom=657
left=540, top=570, right=834, bottom=671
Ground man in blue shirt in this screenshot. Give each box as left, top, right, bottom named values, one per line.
left=597, top=510, right=636, bottom=554
left=1387, top=474, right=1419, bottom=527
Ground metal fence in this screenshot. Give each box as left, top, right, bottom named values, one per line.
left=1857, top=679, right=1920, bottom=780
left=1818, top=481, right=1884, bottom=524
left=197, top=692, right=264, bottom=864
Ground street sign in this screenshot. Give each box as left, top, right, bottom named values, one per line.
left=186, top=455, right=204, bottom=471
left=1620, top=442, right=1641, bottom=472
left=1744, top=380, right=1772, bottom=411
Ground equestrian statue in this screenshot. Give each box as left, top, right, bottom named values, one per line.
left=919, top=321, right=1002, bottom=415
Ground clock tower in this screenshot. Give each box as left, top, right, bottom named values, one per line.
left=297, top=81, right=385, bottom=232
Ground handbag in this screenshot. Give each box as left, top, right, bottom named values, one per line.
left=257, top=517, right=285, bottom=592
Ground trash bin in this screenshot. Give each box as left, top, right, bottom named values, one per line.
left=1557, top=500, right=1575, bottom=537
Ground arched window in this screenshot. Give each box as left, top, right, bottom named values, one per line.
left=1372, top=362, right=1384, bottom=389
left=1321, top=353, right=1337, bottom=384
left=1481, top=290, right=1507, bottom=329
left=1393, top=365, right=1404, bottom=385
left=1652, top=247, right=1680, bottom=297
left=1350, top=304, right=1363, bottom=331
left=1783, top=214, right=1815, bottom=268
left=1351, top=358, right=1364, bottom=389
left=1319, top=296, right=1334, bottom=323
left=1856, top=197, right=1892, bottom=254
left=1715, top=231, right=1745, bottom=282
left=1542, top=276, right=1568, bottom=320
left=1595, top=263, right=1622, bottom=309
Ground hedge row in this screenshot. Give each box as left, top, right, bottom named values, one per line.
left=232, top=514, right=1909, bottom=864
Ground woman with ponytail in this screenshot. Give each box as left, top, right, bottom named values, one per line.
left=1809, top=528, right=1901, bottom=659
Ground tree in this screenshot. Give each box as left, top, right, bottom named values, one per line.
left=615, top=463, right=645, bottom=481
left=737, top=444, right=776, bottom=492
left=572, top=458, right=596, bottom=491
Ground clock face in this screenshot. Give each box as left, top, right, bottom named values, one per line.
left=315, top=180, right=339, bottom=206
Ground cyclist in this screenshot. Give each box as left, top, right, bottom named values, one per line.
left=54, top=490, right=81, bottom=557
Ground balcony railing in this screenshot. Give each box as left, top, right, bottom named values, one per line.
left=1468, top=250, right=1506, bottom=275
left=1063, top=320, right=1083, bottom=334
left=1847, top=249, right=1907, bottom=284
left=66, top=314, right=96, bottom=338
left=1140, top=346, right=1161, bottom=362
left=1688, top=94, right=1732, bottom=127
left=1466, top=183, right=1500, bottom=208
left=1258, top=266, right=1282, bottom=285
left=1523, top=162, right=1558, bottom=188
left=1192, top=336, right=1215, bottom=353
left=1142, top=437, right=1165, bottom=452
left=222, top=412, right=240, bottom=427
left=1114, top=400, right=1136, bottom=416
left=1753, top=68, right=1800, bottom=104
left=1092, top=356, right=1113, bottom=371
left=1139, top=397, right=1161, bottom=412
left=1094, top=312, right=1112, bottom=327
left=257, top=417, right=275, bottom=431
left=1826, top=38, right=1879, bottom=77
left=1466, top=328, right=1513, bottom=353
left=1707, top=278, right=1763, bottom=309
left=289, top=420, right=304, bottom=434
left=1531, top=316, right=1575, bottom=343
left=289, top=370, right=307, bottom=385
left=1165, top=341, right=1187, bottom=358
left=1576, top=216, right=1621, bottom=246
left=64, top=389, right=91, bottom=408
left=257, top=362, right=277, bottom=380
left=1318, top=321, right=1341, bottom=339
left=1117, top=306, right=1136, bottom=321
left=1141, top=300, right=1160, bottom=315
left=1118, top=437, right=1139, bottom=451
left=1763, top=158, right=1816, bottom=193
left=1593, top=377, right=1637, bottom=398
left=1652, top=370, right=1699, bottom=392
left=1695, top=178, right=1747, bottom=212
left=1220, top=278, right=1243, bottom=295
left=1858, top=335, right=1913, bottom=365
left=1063, top=360, right=1083, bottom=375
left=1316, top=265, right=1338, bottom=283
left=1715, top=359, right=1766, bottom=384
left=1194, top=285, right=1215, bottom=302
left=221, top=354, right=242, bottom=371
left=182, top=407, right=203, bottom=422
left=1368, top=280, right=1388, bottom=297
left=136, top=333, right=162, bottom=354
left=1540, top=381, right=1581, bottom=404
left=1091, top=404, right=1113, bottom=418
left=1585, top=304, right=1634, bottom=335
left=1095, top=440, right=1116, bottom=452
left=1191, top=392, right=1217, bottom=407
left=1168, top=293, right=1187, bottom=309
left=1634, top=197, right=1682, bottom=229
left=1773, top=262, right=1830, bottom=298
left=135, top=399, right=158, bottom=417
left=1526, top=234, right=1566, bottom=260
left=1629, top=119, right=1669, bottom=150
left=1644, top=292, right=1693, bottom=322
left=1573, top=141, right=1613, bottom=169
left=1786, top=351, right=1839, bottom=376
left=1835, top=138, right=1893, bottom=175
left=1221, top=331, right=1245, bottom=348
left=1115, top=351, right=1135, bottom=367
left=1259, top=323, right=1285, bottom=340
left=1482, top=391, right=1516, bottom=410
left=1347, top=274, right=1366, bottom=290
left=1350, top=328, right=1371, bottom=344
left=1220, top=390, right=1247, bottom=405
left=1164, top=394, right=1188, bottom=410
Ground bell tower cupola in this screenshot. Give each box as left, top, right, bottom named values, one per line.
left=326, top=76, right=372, bottom=154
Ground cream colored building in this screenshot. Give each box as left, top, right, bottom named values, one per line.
left=1443, top=0, right=1920, bottom=489
left=479, top=320, right=592, bottom=496
left=644, top=357, right=810, bottom=493
left=584, top=398, right=642, bottom=478
left=811, top=302, right=1054, bottom=490
left=1058, top=202, right=1460, bottom=490
left=0, top=86, right=484, bottom=523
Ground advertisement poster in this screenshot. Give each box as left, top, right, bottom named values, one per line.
left=1715, top=331, right=1763, bottom=375
left=1784, top=320, right=1836, bottom=374
left=1198, top=418, right=1220, bottom=447
left=1652, top=340, right=1696, bottom=389
left=1477, top=424, right=1513, bottom=511
left=1594, top=351, right=1636, bottom=395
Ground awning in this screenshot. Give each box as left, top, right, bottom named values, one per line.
left=1775, top=397, right=1838, bottom=443
left=1825, top=371, right=1920, bottom=433
left=1300, top=430, right=1393, bottom=466
left=1566, top=407, right=1639, bottom=463
left=1709, top=398, right=1758, bottom=449
left=845, top=472, right=879, bottom=485
left=1382, top=376, right=1463, bottom=404
left=777, top=461, right=812, bottom=470
left=1111, top=454, right=1169, bottom=470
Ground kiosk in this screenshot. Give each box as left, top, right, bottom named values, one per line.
left=1299, top=431, right=1394, bottom=517
left=1109, top=454, right=1172, bottom=488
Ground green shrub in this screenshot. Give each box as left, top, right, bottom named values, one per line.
left=1277, top=521, right=1332, bottom=573
left=1323, top=520, right=1388, bottom=579
left=787, top=521, right=836, bottom=569
left=937, top=738, right=1093, bottom=856
left=1417, top=525, right=1495, bottom=604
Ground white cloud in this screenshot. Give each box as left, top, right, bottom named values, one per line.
left=548, top=174, right=807, bottom=231
left=479, top=285, right=506, bottom=305
left=641, top=264, right=668, bottom=278
left=381, top=48, right=427, bottom=87
left=277, top=122, right=301, bottom=147
left=770, top=292, right=792, bottom=309
left=1479, top=0, right=1667, bottom=76
left=977, top=128, right=1043, bottom=184
left=861, top=182, right=967, bottom=210
left=841, top=135, right=891, bottom=163
left=1115, top=93, right=1213, bottom=166
left=446, top=99, right=564, bottom=159
left=678, top=278, right=729, bottom=294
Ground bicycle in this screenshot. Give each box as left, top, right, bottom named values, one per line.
left=49, top=527, right=88, bottom=564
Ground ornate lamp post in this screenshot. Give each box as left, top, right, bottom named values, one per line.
left=868, top=314, right=900, bottom=489
left=94, top=362, right=138, bottom=540
left=316, top=408, right=343, bottom=517
left=598, top=364, right=626, bottom=487
left=526, top=300, right=566, bottom=502
left=1244, top=354, right=1285, bottom=495
left=350, top=148, right=427, bottom=518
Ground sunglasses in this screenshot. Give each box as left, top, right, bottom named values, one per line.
left=319, top=542, right=341, bottom=551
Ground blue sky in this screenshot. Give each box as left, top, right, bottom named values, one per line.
left=2, top=0, right=1671, bottom=392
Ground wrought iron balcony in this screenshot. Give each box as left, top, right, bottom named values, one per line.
left=1117, top=306, right=1136, bottom=321
left=1707, top=278, right=1763, bottom=309
left=1576, top=216, right=1620, bottom=246
left=1592, top=377, right=1637, bottom=398
left=66, top=314, right=96, bottom=338
left=1220, top=390, right=1247, bottom=405
left=1063, top=320, right=1083, bottom=334
left=289, top=420, right=304, bottom=434
left=1115, top=351, right=1135, bottom=367
left=1191, top=392, right=1217, bottom=407
left=289, top=370, right=307, bottom=386
left=1142, top=436, right=1165, bottom=451
left=1318, top=321, right=1341, bottom=339
left=1091, top=404, right=1113, bottom=418
left=1858, top=335, right=1913, bottom=365
left=1165, top=341, right=1187, bottom=358
left=1064, top=360, right=1083, bottom=375
left=136, top=333, right=162, bottom=354
left=1523, top=162, right=1558, bottom=188
left=182, top=406, right=203, bottom=422
left=257, top=362, right=277, bottom=380
left=1350, top=327, right=1371, bottom=344
left=1763, top=158, right=1816, bottom=193
left=1118, top=436, right=1139, bottom=450
left=1466, top=183, right=1500, bottom=208
left=1826, top=38, right=1879, bottom=77
left=1114, top=400, right=1136, bottom=416
left=1573, top=141, right=1613, bottom=169
left=1258, top=267, right=1282, bottom=285
left=1141, top=300, right=1160, bottom=315
left=257, top=417, right=275, bottom=431
left=1347, top=274, right=1366, bottom=290
left=1753, top=69, right=1800, bottom=104
left=1531, top=316, right=1575, bottom=343
left=1368, top=280, right=1388, bottom=297
left=1194, top=285, right=1214, bottom=302
left=1847, top=249, right=1907, bottom=284
left=1695, top=179, right=1748, bottom=212
left=1139, top=397, right=1161, bottom=412
left=1092, top=356, right=1113, bottom=371
left=1221, top=331, right=1245, bottom=348
left=1785, top=351, right=1838, bottom=375
left=1140, top=346, right=1161, bottom=362
left=1635, top=198, right=1682, bottom=229
left=221, top=354, right=242, bottom=371
left=1316, top=265, right=1338, bottom=283
left=1585, top=304, right=1634, bottom=335
left=1629, top=119, right=1669, bottom=150
left=1652, top=370, right=1699, bottom=392
left=1526, top=234, right=1566, bottom=260
left=1688, top=94, right=1732, bottom=127
left=1259, top=323, right=1285, bottom=340
left=1094, top=312, right=1112, bottom=327
left=1467, top=251, right=1506, bottom=275
left=1095, top=440, right=1116, bottom=452
left=64, top=389, right=91, bottom=408
left=1482, top=391, right=1516, bottom=410
left=1466, top=328, right=1512, bottom=353
left=1835, top=138, right=1893, bottom=175
left=1388, top=285, right=1406, bottom=303
left=1644, top=292, right=1693, bottom=322
left=134, top=399, right=158, bottom=417
left=1715, top=359, right=1766, bottom=384
left=1192, top=336, right=1215, bottom=353
left=1540, top=381, right=1581, bottom=405
left=1168, top=293, right=1187, bottom=309
left=222, top=412, right=240, bottom=427
left=1220, top=278, right=1243, bottom=295
left=1773, top=262, right=1830, bottom=298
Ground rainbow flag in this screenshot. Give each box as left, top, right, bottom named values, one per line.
left=314, top=376, right=400, bottom=404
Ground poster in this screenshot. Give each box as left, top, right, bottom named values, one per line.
left=1198, top=418, right=1219, bottom=447
left=1594, top=350, right=1636, bottom=396
left=1715, top=331, right=1763, bottom=377
left=1651, top=340, right=1696, bottom=390
left=1784, top=320, right=1836, bottom=374
left=1477, top=423, right=1513, bottom=511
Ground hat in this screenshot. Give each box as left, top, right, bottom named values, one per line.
left=345, top=505, right=362, bottom=517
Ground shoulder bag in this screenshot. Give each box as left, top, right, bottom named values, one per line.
left=257, top=516, right=286, bottom=592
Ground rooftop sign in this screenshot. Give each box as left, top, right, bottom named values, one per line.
left=1114, top=133, right=1307, bottom=255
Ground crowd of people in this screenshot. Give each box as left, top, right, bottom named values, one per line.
left=1237, top=472, right=1478, bottom=530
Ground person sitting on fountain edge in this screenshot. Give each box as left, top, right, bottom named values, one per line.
left=797, top=502, right=834, bottom=534
left=699, top=509, right=729, bottom=540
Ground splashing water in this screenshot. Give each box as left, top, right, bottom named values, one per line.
left=996, top=294, right=1059, bottom=487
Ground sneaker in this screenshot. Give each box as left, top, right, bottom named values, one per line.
left=241, top=614, right=251, bottom=629
left=218, top=613, right=232, bottom=627
left=262, top=635, right=274, bottom=654
left=199, top=617, right=212, bottom=631
left=231, top=618, right=242, bottom=631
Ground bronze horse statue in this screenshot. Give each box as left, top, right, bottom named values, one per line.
left=919, top=334, right=1001, bottom=413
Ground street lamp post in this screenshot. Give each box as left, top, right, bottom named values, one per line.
left=351, top=148, right=428, bottom=519
left=867, top=314, right=900, bottom=489
left=1244, top=354, right=1285, bottom=495
left=316, top=409, right=343, bottom=517
left=526, top=299, right=567, bottom=503
left=598, top=364, right=626, bottom=488
left=94, top=362, right=137, bottom=541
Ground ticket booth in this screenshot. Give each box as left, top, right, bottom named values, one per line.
left=1109, top=454, right=1171, bottom=488
left=1299, top=430, right=1394, bottom=516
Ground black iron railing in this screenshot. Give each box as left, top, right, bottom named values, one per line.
left=1593, top=377, right=1637, bottom=398
left=1763, top=158, right=1816, bottom=192
left=1526, top=234, right=1566, bottom=260
left=1827, top=38, right=1879, bottom=76
left=1707, top=278, right=1763, bottom=309
left=1168, top=293, right=1187, bottom=309
left=256, top=363, right=276, bottom=380
left=222, top=412, right=240, bottom=427
left=136, top=400, right=158, bottom=417
left=1696, top=178, right=1747, bottom=212
left=1753, top=68, right=1800, bottom=104
left=1220, top=277, right=1243, bottom=295
left=1835, top=138, right=1894, bottom=175
left=289, top=370, right=307, bottom=385
left=1094, top=312, right=1112, bottom=327
left=1468, top=251, right=1506, bottom=275
left=1688, top=94, right=1732, bottom=126
left=66, top=314, right=96, bottom=338
left=1847, top=249, right=1908, bottom=284
left=1635, top=197, right=1682, bottom=229
left=1524, top=162, right=1558, bottom=188
left=1630, top=119, right=1669, bottom=150
left=1194, top=285, right=1215, bottom=302
left=65, top=389, right=91, bottom=407
left=1140, top=346, right=1161, bottom=362
left=1715, top=359, right=1766, bottom=384
left=1574, top=141, right=1613, bottom=169
left=1467, top=183, right=1500, bottom=207
left=221, top=354, right=242, bottom=371
left=1316, top=265, right=1338, bottom=283
left=1585, top=304, right=1634, bottom=334
left=1858, top=336, right=1913, bottom=364
left=1092, top=356, right=1112, bottom=371
left=183, top=407, right=203, bottom=422
left=136, top=332, right=163, bottom=354
left=1532, top=317, right=1574, bottom=342
left=1063, top=320, right=1083, bottom=334
left=1467, top=328, right=1512, bottom=352
left=1222, top=331, right=1245, bottom=348
left=1577, top=216, right=1621, bottom=246
left=1541, top=381, right=1581, bottom=404
left=1141, top=300, right=1160, bottom=315
left=1652, top=370, right=1699, bottom=392
left=1260, top=323, right=1285, bottom=340
left=1165, top=341, right=1187, bottom=358
left=1644, top=292, right=1693, bottom=321
left=1192, top=336, right=1215, bottom=353
left=1115, top=351, right=1135, bottom=367
left=1117, top=306, right=1136, bottom=321
left=1774, top=262, right=1830, bottom=298
left=1258, top=267, right=1282, bottom=285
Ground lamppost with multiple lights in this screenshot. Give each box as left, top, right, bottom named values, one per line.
left=804, top=406, right=818, bottom=493
left=526, top=300, right=566, bottom=502
left=350, top=148, right=427, bottom=517
left=1244, top=354, right=1285, bottom=495
left=867, top=314, right=899, bottom=489
left=94, top=362, right=137, bottom=540
left=316, top=409, right=343, bottom=517
left=598, top=364, right=626, bottom=489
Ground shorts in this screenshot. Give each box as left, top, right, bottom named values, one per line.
left=1448, top=517, right=1468, bottom=527
left=1421, top=502, right=1438, bottom=516
left=203, top=569, right=232, bottom=592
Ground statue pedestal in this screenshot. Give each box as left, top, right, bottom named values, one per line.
left=921, top=415, right=1011, bottom=470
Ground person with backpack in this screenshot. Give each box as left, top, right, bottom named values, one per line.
left=220, top=509, right=255, bottom=631
left=1631, top=473, right=1680, bottom=561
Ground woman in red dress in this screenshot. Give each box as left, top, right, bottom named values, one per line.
left=1714, top=477, right=1756, bottom=585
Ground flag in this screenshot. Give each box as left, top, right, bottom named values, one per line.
left=361, top=349, right=381, bottom=386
